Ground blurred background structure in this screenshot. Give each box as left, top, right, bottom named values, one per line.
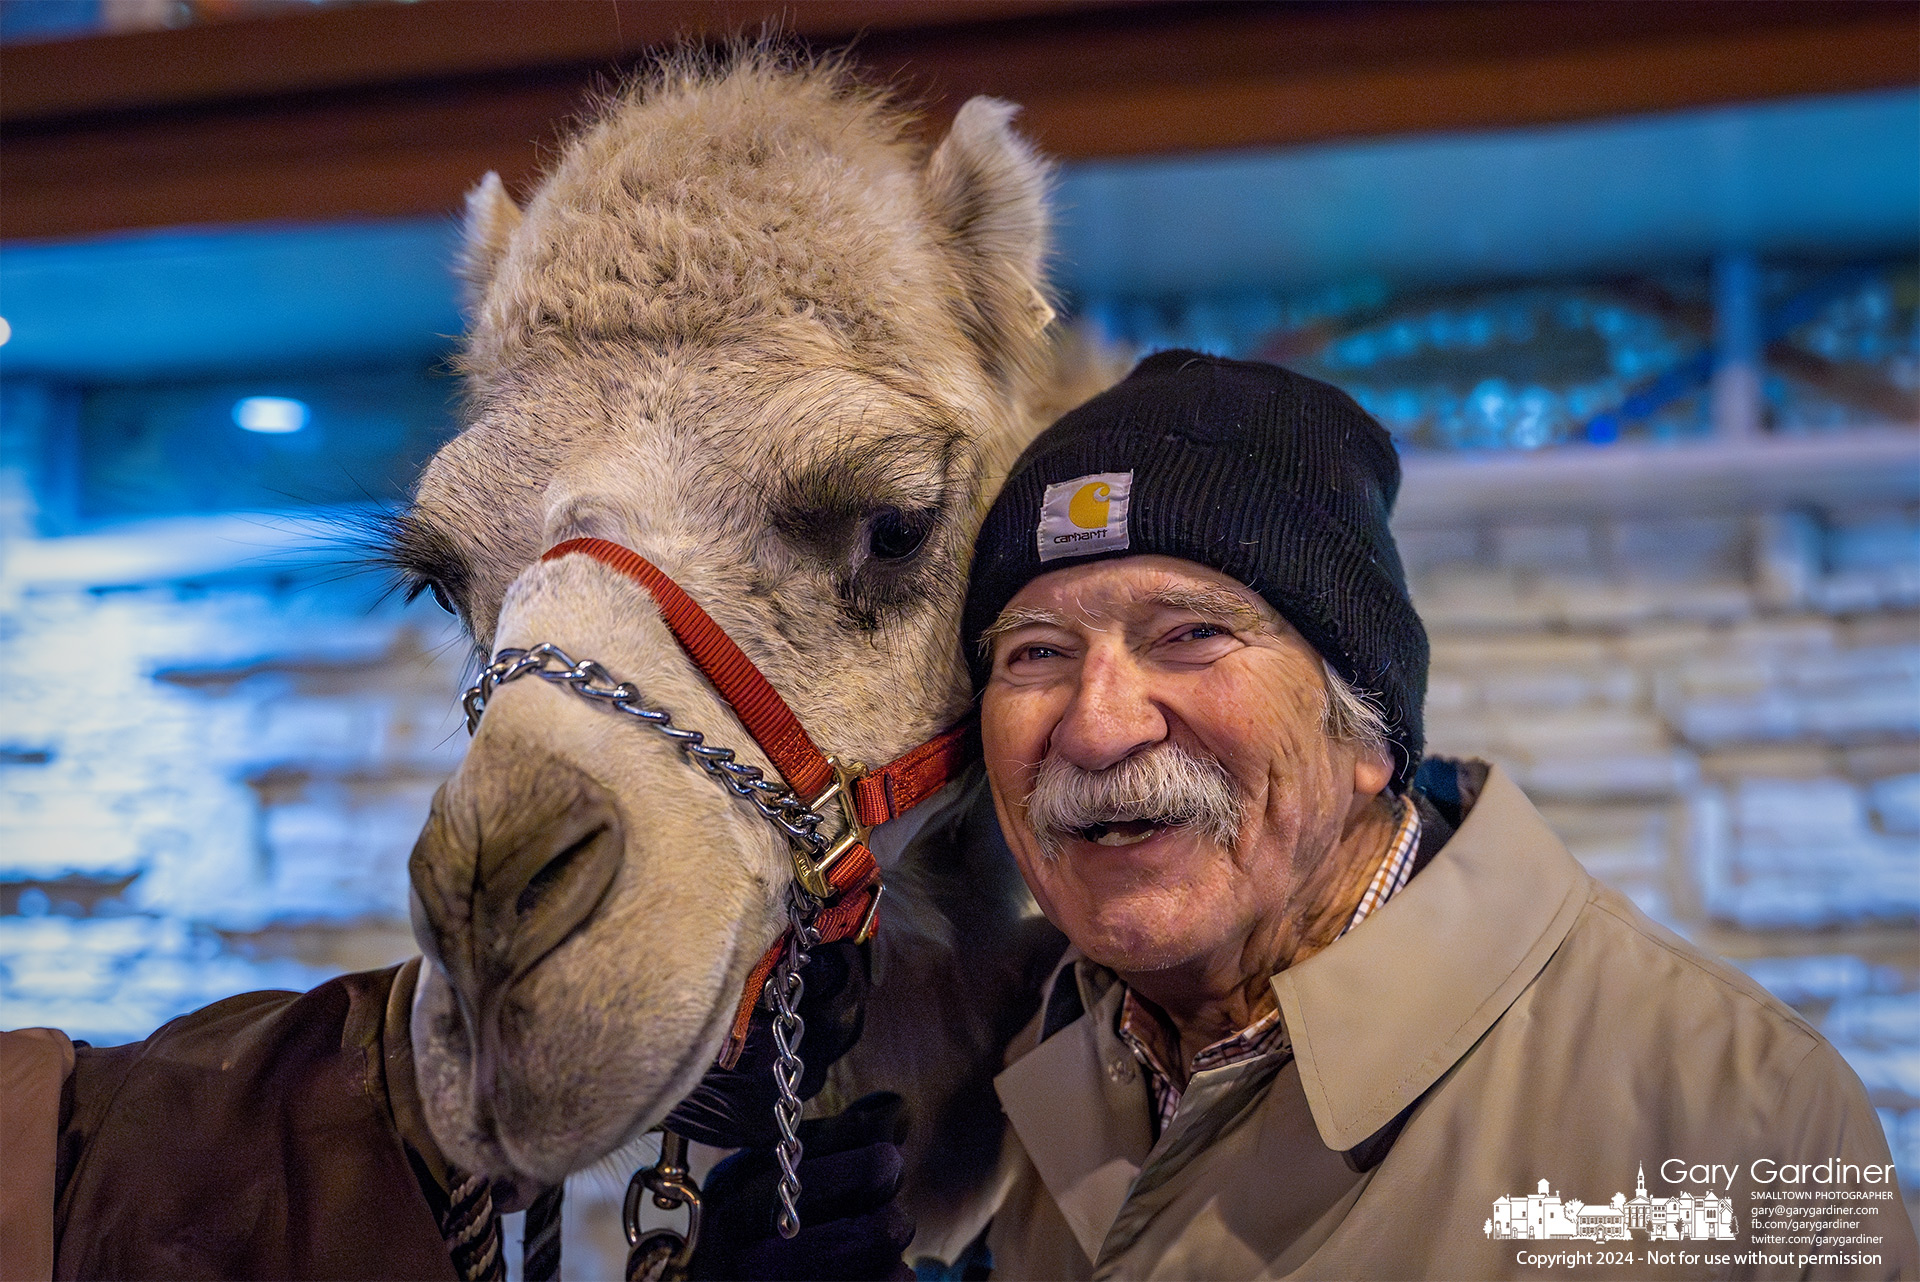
left=3, top=0, right=1918, bottom=1261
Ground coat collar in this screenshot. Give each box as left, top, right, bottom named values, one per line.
left=994, top=972, right=1154, bottom=1262
left=1274, top=763, right=1589, bottom=1151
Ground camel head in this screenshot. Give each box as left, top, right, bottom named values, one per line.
left=389, top=49, right=1057, bottom=1190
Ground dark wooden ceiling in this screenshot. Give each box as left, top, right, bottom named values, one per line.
left=4, top=0, right=1915, bottom=241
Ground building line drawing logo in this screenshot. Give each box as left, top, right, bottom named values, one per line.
left=1487, top=1166, right=1739, bottom=1242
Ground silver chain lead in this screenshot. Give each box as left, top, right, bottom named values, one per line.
left=767, top=887, right=821, bottom=1239
left=463, top=641, right=832, bottom=1240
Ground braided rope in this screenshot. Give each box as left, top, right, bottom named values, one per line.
left=443, top=1171, right=506, bottom=1282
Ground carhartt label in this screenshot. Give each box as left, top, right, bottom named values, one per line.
left=1037, top=471, right=1132, bottom=563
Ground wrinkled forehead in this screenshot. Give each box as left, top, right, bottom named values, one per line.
left=992, top=555, right=1286, bottom=639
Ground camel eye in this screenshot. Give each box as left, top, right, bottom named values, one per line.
left=409, top=579, right=457, bottom=615
left=865, top=507, right=931, bottom=562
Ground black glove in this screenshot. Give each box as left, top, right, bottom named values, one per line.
left=687, top=1092, right=916, bottom=1282
left=665, top=940, right=870, bottom=1148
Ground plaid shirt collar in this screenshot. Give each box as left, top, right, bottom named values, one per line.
left=1117, top=796, right=1422, bottom=1135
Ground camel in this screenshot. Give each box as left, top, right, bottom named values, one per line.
left=386, top=46, right=1120, bottom=1265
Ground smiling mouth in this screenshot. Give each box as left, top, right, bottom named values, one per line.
left=1075, top=818, right=1186, bottom=847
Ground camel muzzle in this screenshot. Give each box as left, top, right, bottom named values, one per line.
left=409, top=752, right=624, bottom=1110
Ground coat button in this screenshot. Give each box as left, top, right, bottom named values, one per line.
left=1107, top=1055, right=1137, bottom=1084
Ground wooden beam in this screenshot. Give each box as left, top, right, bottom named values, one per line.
left=4, top=1, right=1914, bottom=241
left=991, top=10, right=1920, bottom=157
left=0, top=0, right=1117, bottom=121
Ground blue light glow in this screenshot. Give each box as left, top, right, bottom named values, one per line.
left=1056, top=89, right=1918, bottom=299
left=232, top=396, right=310, bottom=434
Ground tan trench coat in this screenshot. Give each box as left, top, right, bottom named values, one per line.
left=979, top=766, right=1918, bottom=1280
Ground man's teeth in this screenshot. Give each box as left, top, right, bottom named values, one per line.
left=1080, top=820, right=1160, bottom=847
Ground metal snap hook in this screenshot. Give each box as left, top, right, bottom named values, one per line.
left=624, top=1129, right=701, bottom=1282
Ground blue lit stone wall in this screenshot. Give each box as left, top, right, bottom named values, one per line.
left=0, top=558, right=466, bottom=1043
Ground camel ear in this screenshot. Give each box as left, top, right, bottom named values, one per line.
left=457, top=171, right=522, bottom=309
left=924, top=97, right=1055, bottom=382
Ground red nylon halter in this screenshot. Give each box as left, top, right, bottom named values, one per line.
left=541, top=537, right=978, bottom=1066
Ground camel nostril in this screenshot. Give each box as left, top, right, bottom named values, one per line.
left=474, top=792, right=623, bottom=989
left=517, top=826, right=608, bottom=921
left=409, top=754, right=625, bottom=1079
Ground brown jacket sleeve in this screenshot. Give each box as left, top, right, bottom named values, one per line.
left=2, top=1028, right=76, bottom=1282
left=53, top=965, right=457, bottom=1282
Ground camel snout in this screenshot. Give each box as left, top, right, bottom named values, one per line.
left=409, top=752, right=624, bottom=1108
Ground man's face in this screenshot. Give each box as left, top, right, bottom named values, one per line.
left=980, top=555, right=1393, bottom=980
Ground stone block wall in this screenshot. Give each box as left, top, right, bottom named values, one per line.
left=0, top=566, right=465, bottom=1042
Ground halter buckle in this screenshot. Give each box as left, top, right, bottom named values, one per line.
left=788, top=755, right=869, bottom=899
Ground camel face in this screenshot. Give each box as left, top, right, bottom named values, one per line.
left=389, top=52, right=1057, bottom=1187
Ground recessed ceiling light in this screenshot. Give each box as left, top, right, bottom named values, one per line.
left=233, top=396, right=310, bottom=434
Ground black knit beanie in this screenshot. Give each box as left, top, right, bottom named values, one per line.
left=963, top=349, right=1429, bottom=790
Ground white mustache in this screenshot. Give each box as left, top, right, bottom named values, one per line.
left=1025, top=744, right=1244, bottom=858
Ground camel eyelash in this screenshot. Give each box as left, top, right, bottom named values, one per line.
left=365, top=509, right=471, bottom=615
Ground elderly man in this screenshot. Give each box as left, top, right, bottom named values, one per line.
left=955, top=351, right=1916, bottom=1280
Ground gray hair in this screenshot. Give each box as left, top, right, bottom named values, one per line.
left=1322, top=660, right=1393, bottom=762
